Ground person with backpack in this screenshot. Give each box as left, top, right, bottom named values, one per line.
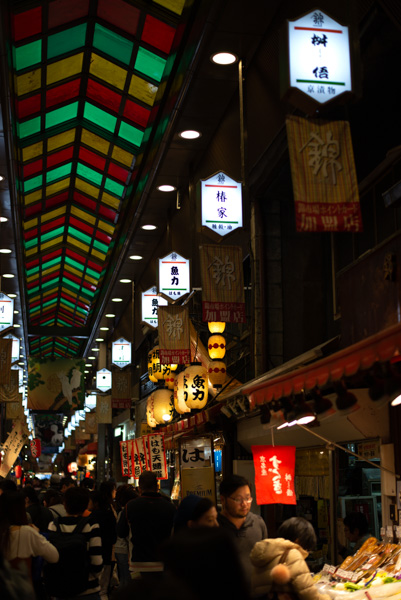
left=45, top=486, right=103, bottom=599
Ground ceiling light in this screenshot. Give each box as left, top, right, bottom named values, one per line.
left=91, top=348, right=100, bottom=352
left=211, top=52, right=238, bottom=65
left=390, top=390, right=401, bottom=406
left=14, top=310, right=19, bottom=314
left=141, top=224, right=157, bottom=230
left=179, top=130, right=201, bottom=140
left=84, top=370, right=89, bottom=374
left=0, top=217, right=7, bottom=222
left=105, top=313, right=115, bottom=318
left=0, top=176, right=4, bottom=181
left=96, top=338, right=104, bottom=342
left=14, top=324, right=20, bottom=328
left=3, top=273, right=14, bottom=278
left=111, top=298, right=123, bottom=302
left=129, top=255, right=142, bottom=260
left=100, top=327, right=109, bottom=331
left=85, top=363, right=92, bottom=367
left=157, top=184, right=176, bottom=192
left=8, top=293, right=17, bottom=298
left=120, top=278, right=132, bottom=283
left=0, top=249, right=11, bottom=254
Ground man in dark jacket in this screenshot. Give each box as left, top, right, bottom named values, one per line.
left=117, top=470, right=176, bottom=577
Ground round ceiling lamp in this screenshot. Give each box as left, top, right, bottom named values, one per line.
left=157, top=184, right=176, bottom=192
left=179, top=130, right=201, bottom=139
left=211, top=52, right=238, bottom=65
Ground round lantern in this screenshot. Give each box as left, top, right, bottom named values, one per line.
left=208, top=360, right=227, bottom=388
left=151, top=346, right=164, bottom=381
left=77, top=454, right=88, bottom=467
left=68, top=462, right=78, bottom=473
left=147, top=350, right=158, bottom=383
left=164, top=372, right=175, bottom=390
left=174, top=371, right=191, bottom=414
left=208, top=321, right=226, bottom=334
left=15, top=464, right=22, bottom=479
left=146, top=396, right=157, bottom=428
left=150, top=389, right=174, bottom=424
left=208, top=334, right=226, bottom=360
left=183, top=363, right=209, bottom=410
left=30, top=438, right=42, bottom=458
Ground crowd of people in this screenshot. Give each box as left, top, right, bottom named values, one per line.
left=0, top=471, right=365, bottom=600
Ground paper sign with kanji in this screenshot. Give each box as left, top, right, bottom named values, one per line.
left=252, top=445, right=296, bottom=505
left=120, top=441, right=130, bottom=477
left=146, top=433, right=168, bottom=480
left=158, top=305, right=190, bottom=364
left=200, top=244, right=245, bottom=323
left=0, top=419, right=29, bottom=477
left=286, top=115, right=362, bottom=232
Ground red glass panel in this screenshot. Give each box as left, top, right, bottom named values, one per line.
left=141, top=15, right=176, bottom=54
left=47, top=147, right=74, bottom=168
left=107, top=162, right=129, bottom=183
left=24, top=228, right=38, bottom=240
left=42, top=217, right=65, bottom=233
left=45, top=191, right=69, bottom=210
left=122, top=100, right=150, bottom=128
left=16, top=95, right=41, bottom=119
left=25, top=203, right=43, bottom=219
left=46, top=79, right=81, bottom=109
left=73, top=191, right=96, bottom=213
left=48, top=0, right=89, bottom=29
left=94, top=229, right=112, bottom=244
left=70, top=216, right=94, bottom=236
left=26, top=258, right=40, bottom=269
left=42, top=250, right=63, bottom=262
left=23, top=159, right=43, bottom=178
left=30, top=300, right=41, bottom=309
left=98, top=204, right=117, bottom=222
left=12, top=7, right=42, bottom=41
left=78, top=147, right=106, bottom=172
left=87, top=79, right=122, bottom=114
left=66, top=249, right=102, bottom=273
left=97, top=0, right=140, bottom=36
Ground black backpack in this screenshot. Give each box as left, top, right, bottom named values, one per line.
left=43, top=517, right=91, bottom=598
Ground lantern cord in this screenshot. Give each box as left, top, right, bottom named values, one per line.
left=271, top=427, right=275, bottom=447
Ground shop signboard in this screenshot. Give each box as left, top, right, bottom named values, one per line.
left=252, top=445, right=296, bottom=505
left=0, top=292, right=14, bottom=332
left=96, top=368, right=112, bottom=392
left=120, top=441, right=130, bottom=477
left=181, top=466, right=216, bottom=503
left=3, top=334, right=19, bottom=364
left=146, top=433, right=168, bottom=480
left=112, top=338, right=131, bottom=369
left=201, top=171, right=242, bottom=236
left=159, top=252, right=190, bottom=300
left=0, top=418, right=29, bottom=477
left=141, top=286, right=168, bottom=329
left=180, top=437, right=212, bottom=469
left=158, top=305, right=190, bottom=365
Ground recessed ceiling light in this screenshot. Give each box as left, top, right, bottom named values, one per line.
left=111, top=298, right=123, bottom=302
left=211, top=52, right=238, bottom=65
left=0, top=176, right=4, bottom=181
left=120, top=278, right=132, bottom=283
left=0, top=249, right=11, bottom=254
left=88, top=356, right=96, bottom=360
left=129, top=255, right=143, bottom=260
left=3, top=274, right=14, bottom=278
left=14, top=310, right=19, bottom=314
left=85, top=363, right=92, bottom=367
left=100, top=327, right=109, bottom=331
left=14, top=324, right=20, bottom=328
left=105, top=313, right=115, bottom=318
left=96, top=338, right=104, bottom=342
left=84, top=370, right=89, bottom=374
left=141, top=224, right=157, bottom=230
left=0, top=217, right=8, bottom=222
left=179, top=130, right=201, bottom=139
left=91, top=348, right=100, bottom=352
left=18, top=361, right=24, bottom=366
left=157, top=184, right=176, bottom=192
left=8, top=293, right=17, bottom=298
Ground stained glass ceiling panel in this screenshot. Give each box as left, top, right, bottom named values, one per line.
left=5, top=0, right=191, bottom=359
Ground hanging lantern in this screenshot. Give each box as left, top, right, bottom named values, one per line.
left=208, top=361, right=227, bottom=388
left=151, top=346, right=165, bottom=381
left=147, top=349, right=158, bottom=383
left=184, top=363, right=209, bottom=410
left=208, top=322, right=226, bottom=334
left=30, top=438, right=42, bottom=458
left=174, top=371, right=191, bottom=414
left=15, top=464, right=22, bottom=479
left=165, top=372, right=175, bottom=390
left=208, top=334, right=226, bottom=360
left=68, top=461, right=78, bottom=474
left=150, top=389, right=174, bottom=424
left=146, top=395, right=158, bottom=427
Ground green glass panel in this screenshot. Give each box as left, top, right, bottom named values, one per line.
left=104, top=177, right=124, bottom=198
left=18, top=116, right=41, bottom=139
left=76, top=163, right=102, bottom=186
left=43, top=299, right=57, bottom=309
left=42, top=277, right=59, bottom=290
left=42, top=257, right=62, bottom=269
left=46, top=163, right=73, bottom=184
left=13, top=40, right=42, bottom=71
left=118, top=121, right=144, bottom=148
left=83, top=103, right=117, bottom=133
left=25, top=238, right=38, bottom=249
left=27, top=286, right=40, bottom=296
left=41, top=341, right=53, bottom=349
left=134, top=47, right=166, bottom=83
left=65, top=257, right=84, bottom=272
left=47, top=24, right=87, bottom=59
left=62, top=277, right=80, bottom=291
left=41, top=227, right=64, bottom=243
left=93, top=239, right=109, bottom=253
left=86, top=267, right=100, bottom=280
left=68, top=226, right=92, bottom=246
left=24, top=174, right=43, bottom=194
left=26, top=265, right=40, bottom=276
left=46, top=102, right=79, bottom=129
left=93, top=24, right=133, bottom=65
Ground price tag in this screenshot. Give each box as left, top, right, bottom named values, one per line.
left=336, top=568, right=354, bottom=580
left=323, top=564, right=337, bottom=574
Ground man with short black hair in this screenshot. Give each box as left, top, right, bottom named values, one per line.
left=218, top=474, right=267, bottom=584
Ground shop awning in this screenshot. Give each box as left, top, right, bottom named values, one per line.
left=79, top=441, right=98, bottom=455
left=230, top=322, right=401, bottom=408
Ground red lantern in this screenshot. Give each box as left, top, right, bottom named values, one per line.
left=15, top=465, right=22, bottom=479
left=30, top=438, right=42, bottom=458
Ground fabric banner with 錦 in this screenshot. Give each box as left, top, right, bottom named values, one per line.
left=286, top=115, right=362, bottom=232
left=0, top=370, right=20, bottom=402
left=199, top=244, right=245, bottom=323
left=96, top=395, right=112, bottom=424
left=112, top=370, right=132, bottom=409
left=158, top=305, right=190, bottom=364
left=252, top=445, right=296, bottom=505
left=85, top=412, right=97, bottom=434
left=0, top=338, right=12, bottom=385
left=6, top=396, right=23, bottom=420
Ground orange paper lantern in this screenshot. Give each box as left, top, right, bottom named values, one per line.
left=208, top=361, right=227, bottom=388
left=208, top=334, right=226, bottom=360
left=183, top=363, right=209, bottom=410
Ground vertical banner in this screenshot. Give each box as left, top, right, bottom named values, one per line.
left=146, top=433, right=168, bottom=480
left=0, top=419, right=29, bottom=477
left=200, top=244, right=245, bottom=323
left=286, top=115, right=362, bottom=232
left=131, top=441, right=142, bottom=479
left=120, top=441, right=130, bottom=477
left=96, top=395, right=112, bottom=424
left=0, top=338, right=12, bottom=384
left=30, top=438, right=42, bottom=458
left=6, top=397, right=23, bottom=420
left=252, top=445, right=296, bottom=505
left=158, top=305, right=190, bottom=364
left=0, top=370, right=20, bottom=402
left=85, top=412, right=98, bottom=434
left=135, top=437, right=149, bottom=472
left=111, top=370, right=132, bottom=409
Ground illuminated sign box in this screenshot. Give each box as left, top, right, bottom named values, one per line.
left=201, top=171, right=242, bottom=237
left=112, top=338, right=132, bottom=369
left=159, top=252, right=190, bottom=300
left=141, top=286, right=168, bottom=329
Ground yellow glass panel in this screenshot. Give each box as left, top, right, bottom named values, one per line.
left=26, top=247, right=39, bottom=257
left=75, top=178, right=100, bottom=200
left=153, top=0, right=186, bottom=15
left=16, top=69, right=41, bottom=96
left=97, top=219, right=115, bottom=236
left=47, top=53, right=83, bottom=85
left=24, top=218, right=38, bottom=230
left=24, top=190, right=42, bottom=206
left=65, top=265, right=97, bottom=286
left=100, top=191, right=120, bottom=210
left=61, top=287, right=86, bottom=303
left=41, top=206, right=67, bottom=223
left=47, top=129, right=76, bottom=152
left=27, top=274, right=38, bottom=283
left=22, top=142, right=43, bottom=162
left=128, top=74, right=157, bottom=106
left=41, top=264, right=60, bottom=277
left=46, top=178, right=70, bottom=197
left=90, top=53, right=127, bottom=91
left=67, top=235, right=90, bottom=253
left=81, top=129, right=110, bottom=155
left=40, top=236, right=63, bottom=252
left=41, top=287, right=58, bottom=297
left=91, top=248, right=106, bottom=261
left=70, top=206, right=96, bottom=226
left=28, top=294, right=41, bottom=303
left=111, top=145, right=134, bottom=168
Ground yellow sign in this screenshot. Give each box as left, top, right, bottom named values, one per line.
left=181, top=466, right=216, bottom=504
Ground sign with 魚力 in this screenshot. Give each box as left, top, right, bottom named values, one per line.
left=159, top=252, right=190, bottom=300
left=201, top=171, right=242, bottom=236
left=141, top=286, right=168, bottom=329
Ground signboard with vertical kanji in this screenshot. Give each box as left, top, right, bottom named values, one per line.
left=132, top=440, right=142, bottom=479
left=159, top=252, right=190, bottom=300
left=146, top=433, right=168, bottom=480
left=0, top=419, right=29, bottom=477
left=158, top=305, right=190, bottom=365
left=120, top=441, right=130, bottom=477
left=252, top=445, right=296, bottom=505
left=135, top=437, right=149, bottom=472
left=201, top=171, right=242, bottom=236
left=141, top=286, right=168, bottom=329
left=112, top=338, right=132, bottom=369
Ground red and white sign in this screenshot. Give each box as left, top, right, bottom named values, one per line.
left=146, top=433, right=168, bottom=480
left=30, top=438, right=42, bottom=458
left=252, top=445, right=296, bottom=505
left=120, top=441, right=130, bottom=477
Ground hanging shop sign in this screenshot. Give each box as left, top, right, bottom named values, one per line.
left=146, top=433, right=168, bottom=480
left=96, top=368, right=112, bottom=392
left=96, top=395, right=112, bottom=423
left=159, top=251, right=190, bottom=300
left=252, top=445, right=296, bottom=505
left=180, top=437, right=212, bottom=469
left=200, top=244, right=246, bottom=323
left=0, top=293, right=14, bottom=332
left=0, top=370, right=19, bottom=403
left=0, top=338, right=12, bottom=385
left=0, top=418, right=29, bottom=478
left=201, top=171, right=242, bottom=236
left=135, top=437, right=149, bottom=473
left=111, top=370, right=131, bottom=409
left=28, top=358, right=86, bottom=411
left=120, top=441, right=131, bottom=478
left=284, top=9, right=352, bottom=109
left=286, top=115, right=362, bottom=232
left=112, top=338, right=132, bottom=369
left=141, top=286, right=168, bottom=329
left=158, top=305, right=191, bottom=365
left=132, top=441, right=142, bottom=479
left=4, top=334, right=20, bottom=364
left=30, top=438, right=42, bottom=458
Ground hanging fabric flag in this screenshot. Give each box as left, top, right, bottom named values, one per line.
left=111, top=370, right=132, bottom=409
left=158, top=305, right=191, bottom=364
left=146, top=433, right=168, bottom=480
left=286, top=115, right=362, bottom=232
left=131, top=441, right=142, bottom=479
left=252, top=445, right=296, bottom=505
left=199, top=244, right=245, bottom=323
left=30, top=438, right=42, bottom=458
left=0, top=370, right=20, bottom=402
left=85, top=412, right=97, bottom=434
left=96, top=395, right=112, bottom=424
left=0, top=338, right=12, bottom=385
left=135, top=437, right=149, bottom=472
left=6, top=396, right=23, bottom=420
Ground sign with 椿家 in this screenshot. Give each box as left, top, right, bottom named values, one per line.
left=252, top=445, right=296, bottom=505
left=201, top=171, right=242, bottom=236
left=141, top=286, right=168, bottom=329
left=159, top=252, right=190, bottom=300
